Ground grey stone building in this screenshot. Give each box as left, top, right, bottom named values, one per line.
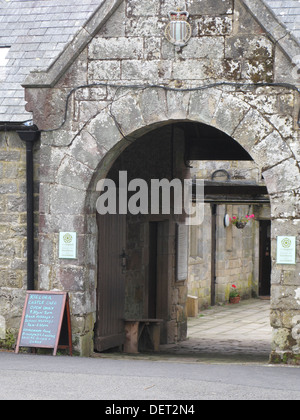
left=1, top=0, right=300, bottom=363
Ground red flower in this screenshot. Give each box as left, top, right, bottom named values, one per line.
left=232, top=285, right=237, bottom=288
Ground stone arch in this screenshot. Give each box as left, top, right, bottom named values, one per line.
left=61, top=86, right=299, bottom=198
left=40, top=87, right=300, bottom=355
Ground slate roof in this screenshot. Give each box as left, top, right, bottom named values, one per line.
left=264, top=0, right=300, bottom=40
left=0, top=0, right=299, bottom=123
left=0, top=0, right=103, bottom=122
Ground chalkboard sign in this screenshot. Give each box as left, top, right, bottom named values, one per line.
left=15, top=291, right=72, bottom=356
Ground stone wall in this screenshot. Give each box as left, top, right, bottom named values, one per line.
left=188, top=204, right=257, bottom=308
left=1, top=0, right=299, bottom=360
left=188, top=160, right=268, bottom=309
left=0, top=130, right=39, bottom=333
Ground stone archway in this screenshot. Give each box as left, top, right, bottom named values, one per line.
left=39, top=87, right=300, bottom=358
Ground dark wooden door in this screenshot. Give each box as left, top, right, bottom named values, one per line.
left=95, top=213, right=126, bottom=352
left=148, top=222, right=158, bottom=319
left=259, top=220, right=271, bottom=297
left=147, top=220, right=170, bottom=343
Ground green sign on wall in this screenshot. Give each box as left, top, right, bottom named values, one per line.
left=276, top=236, right=296, bottom=265
left=59, top=232, right=77, bottom=259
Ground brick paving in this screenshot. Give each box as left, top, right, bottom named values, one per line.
left=160, top=299, right=272, bottom=363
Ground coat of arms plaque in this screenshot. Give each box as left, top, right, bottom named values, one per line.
left=165, top=9, right=192, bottom=48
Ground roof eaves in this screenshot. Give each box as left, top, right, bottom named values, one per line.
left=23, top=0, right=124, bottom=88
left=242, top=0, right=300, bottom=61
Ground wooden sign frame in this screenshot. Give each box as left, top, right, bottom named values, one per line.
left=15, top=291, right=72, bottom=356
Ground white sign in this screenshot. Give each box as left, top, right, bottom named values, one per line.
left=276, top=236, right=296, bottom=265
left=59, top=232, right=77, bottom=259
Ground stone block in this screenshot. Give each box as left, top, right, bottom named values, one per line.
left=0, top=151, right=21, bottom=162
left=109, top=93, right=144, bottom=136
left=172, top=58, right=224, bottom=80
left=88, top=60, right=121, bottom=81
left=86, top=111, right=122, bottom=152
left=125, top=16, right=163, bottom=37
left=251, top=131, right=292, bottom=170
left=225, top=35, right=273, bottom=59
left=144, top=37, right=161, bottom=60
left=71, top=290, right=96, bottom=317
left=189, top=0, right=233, bottom=15
left=242, top=58, right=273, bottom=83
left=188, top=88, right=222, bottom=126
left=269, top=114, right=294, bottom=139
left=0, top=181, right=18, bottom=194
left=263, top=159, right=300, bottom=195
left=212, top=93, right=250, bottom=136
left=127, top=0, right=160, bottom=17
left=194, top=16, right=233, bottom=36
left=181, top=37, right=224, bottom=60
left=165, top=90, right=191, bottom=120
left=89, top=37, right=143, bottom=60
left=233, top=107, right=273, bottom=151
left=122, top=59, right=172, bottom=81
left=50, top=185, right=86, bottom=215
left=270, top=191, right=300, bottom=219
left=139, top=88, right=167, bottom=125
left=272, top=285, right=300, bottom=311
left=272, top=327, right=292, bottom=352
left=57, top=155, right=94, bottom=191
left=98, top=1, right=126, bottom=38
left=59, top=266, right=86, bottom=292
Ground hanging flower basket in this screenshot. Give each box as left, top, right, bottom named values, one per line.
left=230, top=214, right=255, bottom=229
left=235, top=221, right=247, bottom=229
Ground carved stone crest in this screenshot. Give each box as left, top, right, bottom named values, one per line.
left=165, top=9, right=192, bottom=48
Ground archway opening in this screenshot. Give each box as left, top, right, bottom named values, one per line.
left=93, top=120, right=271, bottom=360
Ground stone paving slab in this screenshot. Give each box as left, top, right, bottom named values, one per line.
left=96, top=299, right=272, bottom=364
left=160, top=299, right=272, bottom=363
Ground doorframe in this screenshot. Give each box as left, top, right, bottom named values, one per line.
left=259, top=219, right=271, bottom=297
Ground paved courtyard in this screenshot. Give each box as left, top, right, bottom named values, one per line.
left=160, top=299, right=272, bottom=363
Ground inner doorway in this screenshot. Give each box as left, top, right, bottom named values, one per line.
left=259, top=220, right=271, bottom=297
left=148, top=222, right=158, bottom=319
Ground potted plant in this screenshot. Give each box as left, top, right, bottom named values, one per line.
left=230, top=214, right=255, bottom=229
left=229, top=284, right=240, bottom=304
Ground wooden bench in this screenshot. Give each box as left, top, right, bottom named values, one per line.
left=124, top=319, right=163, bottom=354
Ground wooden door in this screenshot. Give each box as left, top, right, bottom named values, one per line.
left=148, top=222, right=158, bottom=319
left=156, top=220, right=170, bottom=344
left=95, top=213, right=126, bottom=352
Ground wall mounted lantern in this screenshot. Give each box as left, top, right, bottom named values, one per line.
left=165, top=8, right=192, bottom=49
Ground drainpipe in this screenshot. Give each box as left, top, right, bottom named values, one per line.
left=16, top=128, right=40, bottom=291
